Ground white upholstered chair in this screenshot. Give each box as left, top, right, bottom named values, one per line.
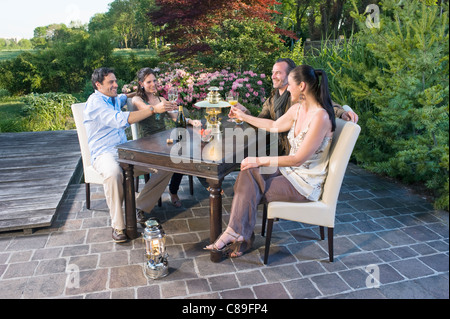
left=262, top=118, right=361, bottom=263
left=71, top=103, right=105, bottom=209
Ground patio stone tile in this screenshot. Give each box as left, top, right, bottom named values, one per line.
left=253, top=282, right=290, bottom=299
left=65, top=269, right=109, bottom=296
left=339, top=252, right=383, bottom=269
left=377, top=229, right=417, bottom=247
left=390, top=258, right=434, bottom=279
left=309, top=273, right=351, bottom=296
left=235, top=270, right=266, bottom=287
left=46, top=230, right=87, bottom=247
left=208, top=273, right=239, bottom=291
left=195, top=255, right=236, bottom=277
left=109, top=265, right=147, bottom=289
left=137, top=284, right=161, bottom=299
left=3, top=261, right=39, bottom=279
left=339, top=268, right=370, bottom=289
left=22, top=273, right=67, bottom=298
left=332, top=287, right=386, bottom=299
left=186, top=278, right=211, bottom=295
left=6, top=234, right=48, bottom=251
left=258, top=245, right=297, bottom=266
left=160, top=280, right=187, bottom=298
left=99, top=251, right=129, bottom=268
left=348, top=199, right=384, bottom=212
left=418, top=253, right=449, bottom=273
left=261, top=264, right=301, bottom=283
left=379, top=280, right=437, bottom=299
left=295, top=260, right=327, bottom=277
left=159, top=258, right=198, bottom=281
left=377, top=263, right=405, bottom=284
left=289, top=241, right=329, bottom=262
left=35, top=258, right=67, bottom=275
left=347, top=233, right=391, bottom=251
left=220, top=287, right=255, bottom=299
left=413, top=275, right=449, bottom=299
left=283, top=278, right=322, bottom=299
left=391, top=246, right=418, bottom=259
left=69, top=255, right=99, bottom=271
left=0, top=278, right=28, bottom=298
left=402, top=225, right=442, bottom=242
left=111, top=289, right=135, bottom=299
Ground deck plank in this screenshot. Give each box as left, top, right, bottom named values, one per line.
left=0, top=130, right=81, bottom=233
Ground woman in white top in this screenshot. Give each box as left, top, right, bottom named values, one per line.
left=205, top=65, right=336, bottom=259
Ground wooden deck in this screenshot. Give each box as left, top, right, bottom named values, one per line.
left=0, top=130, right=81, bottom=233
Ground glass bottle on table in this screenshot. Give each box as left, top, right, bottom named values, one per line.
left=176, top=104, right=187, bottom=141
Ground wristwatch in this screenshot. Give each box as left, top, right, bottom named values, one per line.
left=149, top=106, right=154, bottom=114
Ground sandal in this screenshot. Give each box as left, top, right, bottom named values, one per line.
left=204, top=230, right=241, bottom=253
left=229, top=232, right=255, bottom=258
left=170, top=193, right=182, bottom=208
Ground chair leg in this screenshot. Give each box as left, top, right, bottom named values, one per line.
left=328, top=228, right=334, bottom=262
left=189, top=175, right=194, bottom=195
left=261, top=203, right=267, bottom=236
left=263, top=218, right=274, bottom=264
left=319, top=226, right=325, bottom=240
left=85, top=183, right=91, bottom=210
left=135, top=176, right=140, bottom=192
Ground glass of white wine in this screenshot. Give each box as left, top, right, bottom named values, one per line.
left=167, top=87, right=178, bottom=114
left=226, top=91, right=242, bottom=124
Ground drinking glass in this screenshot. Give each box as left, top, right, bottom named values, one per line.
left=167, top=87, right=178, bottom=114
left=226, top=91, right=243, bottom=124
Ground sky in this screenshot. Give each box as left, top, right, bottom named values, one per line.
left=0, top=0, right=113, bottom=39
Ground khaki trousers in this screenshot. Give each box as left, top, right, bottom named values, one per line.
left=93, top=152, right=172, bottom=230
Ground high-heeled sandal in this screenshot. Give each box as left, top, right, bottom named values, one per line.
left=229, top=232, right=255, bottom=258
left=204, top=230, right=241, bottom=253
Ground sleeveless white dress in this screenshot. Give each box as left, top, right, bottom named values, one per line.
left=279, top=106, right=333, bottom=201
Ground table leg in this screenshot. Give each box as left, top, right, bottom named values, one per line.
left=121, top=163, right=138, bottom=239
left=207, top=178, right=223, bottom=263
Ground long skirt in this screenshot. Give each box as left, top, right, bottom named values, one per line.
left=227, top=167, right=309, bottom=240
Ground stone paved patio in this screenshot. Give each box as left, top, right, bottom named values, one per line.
left=0, top=163, right=448, bottom=299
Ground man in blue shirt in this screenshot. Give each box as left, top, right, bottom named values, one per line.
left=84, top=67, right=174, bottom=242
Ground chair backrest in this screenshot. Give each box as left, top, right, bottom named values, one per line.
left=71, top=103, right=93, bottom=174
left=321, top=118, right=361, bottom=205
left=127, top=98, right=140, bottom=140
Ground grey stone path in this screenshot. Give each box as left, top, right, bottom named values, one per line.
left=0, top=164, right=448, bottom=299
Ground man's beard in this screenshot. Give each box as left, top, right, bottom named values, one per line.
left=273, top=78, right=288, bottom=89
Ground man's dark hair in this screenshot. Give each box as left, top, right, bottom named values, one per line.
left=91, top=67, right=115, bottom=91
left=275, top=58, right=296, bottom=75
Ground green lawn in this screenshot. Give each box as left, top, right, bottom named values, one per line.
left=112, top=48, right=158, bottom=59
left=0, top=50, right=36, bottom=61
left=0, top=48, right=157, bottom=62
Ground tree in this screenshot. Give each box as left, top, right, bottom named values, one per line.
left=275, top=0, right=382, bottom=42
left=334, top=0, right=449, bottom=209
left=199, top=18, right=288, bottom=73
left=149, top=0, right=291, bottom=58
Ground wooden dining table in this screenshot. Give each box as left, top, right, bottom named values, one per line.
left=116, top=117, right=268, bottom=262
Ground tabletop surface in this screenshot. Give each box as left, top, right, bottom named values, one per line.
left=117, top=118, right=266, bottom=180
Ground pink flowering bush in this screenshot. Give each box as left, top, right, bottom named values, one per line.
left=152, top=62, right=271, bottom=115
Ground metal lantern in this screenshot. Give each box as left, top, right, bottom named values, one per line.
left=142, top=219, right=169, bottom=279
left=195, top=87, right=231, bottom=135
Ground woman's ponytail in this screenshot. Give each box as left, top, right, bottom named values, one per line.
left=314, top=69, right=336, bottom=132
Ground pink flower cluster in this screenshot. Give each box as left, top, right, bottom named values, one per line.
left=154, top=63, right=270, bottom=110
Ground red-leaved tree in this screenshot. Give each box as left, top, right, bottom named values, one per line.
left=149, top=0, right=294, bottom=57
